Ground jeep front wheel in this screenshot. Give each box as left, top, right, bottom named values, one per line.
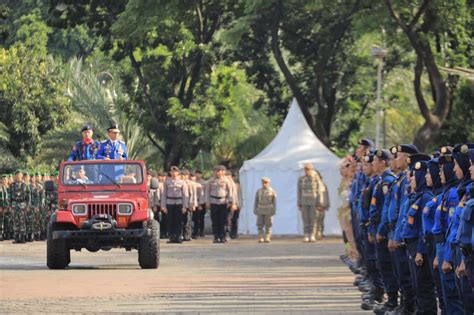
left=47, top=223, right=70, bottom=269
left=138, top=220, right=160, bottom=269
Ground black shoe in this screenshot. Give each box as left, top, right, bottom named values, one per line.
left=191, top=234, right=198, bottom=239
left=213, top=238, right=219, bottom=243
left=183, top=238, right=191, bottom=241
left=199, top=232, right=205, bottom=237
left=0, top=234, right=3, bottom=241
left=230, top=234, right=238, bottom=239
left=34, top=233, right=40, bottom=241
left=175, top=238, right=183, bottom=243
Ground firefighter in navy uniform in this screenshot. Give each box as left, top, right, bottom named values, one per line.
left=98, top=123, right=128, bottom=160
left=367, top=149, right=398, bottom=314
left=68, top=125, right=103, bottom=161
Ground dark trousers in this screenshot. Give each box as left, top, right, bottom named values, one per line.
left=362, top=231, right=384, bottom=288
left=192, top=205, right=206, bottom=236
left=393, top=245, right=415, bottom=308
left=182, top=210, right=192, bottom=240
left=210, top=203, right=228, bottom=240
left=466, top=255, right=474, bottom=289
left=160, top=211, right=168, bottom=238
left=375, top=239, right=399, bottom=296
left=406, top=238, right=437, bottom=314
left=230, top=209, right=240, bottom=238
left=453, top=246, right=474, bottom=314
left=167, top=204, right=183, bottom=241
left=425, top=236, right=445, bottom=312
left=435, top=243, right=463, bottom=315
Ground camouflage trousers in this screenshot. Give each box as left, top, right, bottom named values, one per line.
left=314, top=210, right=325, bottom=237
left=3, top=210, right=13, bottom=238
left=256, top=214, right=273, bottom=237
left=12, top=202, right=27, bottom=235
left=26, top=208, right=36, bottom=235
left=300, top=205, right=316, bottom=235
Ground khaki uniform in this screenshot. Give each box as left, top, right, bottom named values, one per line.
left=183, top=179, right=196, bottom=240
left=254, top=187, right=277, bottom=240
left=205, top=177, right=233, bottom=241
left=314, top=179, right=329, bottom=239
left=192, top=179, right=206, bottom=237
left=161, top=178, right=189, bottom=242
left=297, top=172, right=322, bottom=238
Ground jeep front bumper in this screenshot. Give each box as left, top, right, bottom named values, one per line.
left=52, top=228, right=149, bottom=240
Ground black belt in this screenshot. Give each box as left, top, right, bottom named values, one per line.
left=167, top=197, right=182, bottom=200
left=433, top=233, right=445, bottom=244
left=210, top=195, right=225, bottom=200
left=461, top=244, right=473, bottom=257
left=404, top=237, right=418, bottom=245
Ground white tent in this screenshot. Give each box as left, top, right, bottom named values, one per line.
left=239, top=99, right=342, bottom=235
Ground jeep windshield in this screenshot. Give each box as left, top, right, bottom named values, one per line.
left=62, top=162, right=143, bottom=186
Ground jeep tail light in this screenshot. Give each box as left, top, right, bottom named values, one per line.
left=72, top=204, right=87, bottom=216
left=117, top=203, right=133, bottom=215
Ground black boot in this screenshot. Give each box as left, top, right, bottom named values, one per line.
left=40, top=231, right=46, bottom=241
left=361, top=287, right=384, bottom=310
left=373, top=293, right=398, bottom=314
left=34, top=233, right=40, bottom=241
left=26, top=233, right=33, bottom=242
left=0, top=233, right=3, bottom=241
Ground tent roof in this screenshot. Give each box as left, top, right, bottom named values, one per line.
left=241, top=99, right=339, bottom=171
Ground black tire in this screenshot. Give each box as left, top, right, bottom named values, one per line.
left=138, top=220, right=160, bottom=269
left=47, top=223, right=70, bottom=269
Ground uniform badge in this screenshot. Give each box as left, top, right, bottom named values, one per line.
left=441, top=147, right=447, bottom=154
left=449, top=207, right=455, bottom=217
left=391, top=147, right=397, bottom=154
left=423, top=206, right=429, bottom=214
left=432, top=197, right=437, bottom=203
left=415, top=162, right=421, bottom=170
left=461, top=144, right=468, bottom=153
left=382, top=185, right=389, bottom=195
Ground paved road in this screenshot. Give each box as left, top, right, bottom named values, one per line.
left=0, top=236, right=364, bottom=314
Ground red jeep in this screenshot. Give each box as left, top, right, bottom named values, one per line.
left=45, top=160, right=160, bottom=269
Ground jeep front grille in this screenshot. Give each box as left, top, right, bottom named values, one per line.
left=88, top=204, right=117, bottom=218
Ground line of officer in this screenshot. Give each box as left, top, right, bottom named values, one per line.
left=346, top=140, right=474, bottom=314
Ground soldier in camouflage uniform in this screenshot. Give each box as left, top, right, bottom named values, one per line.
left=43, top=173, right=58, bottom=239
left=10, top=170, right=30, bottom=243
left=34, top=173, right=45, bottom=240
left=3, top=175, right=13, bottom=240
left=297, top=163, right=324, bottom=242
left=29, top=174, right=44, bottom=241
left=0, top=174, right=10, bottom=241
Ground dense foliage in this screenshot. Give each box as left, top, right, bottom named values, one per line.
left=0, top=0, right=472, bottom=172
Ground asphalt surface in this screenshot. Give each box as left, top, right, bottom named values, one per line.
left=0, top=236, right=365, bottom=314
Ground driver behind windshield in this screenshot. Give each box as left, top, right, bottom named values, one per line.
left=69, top=166, right=93, bottom=185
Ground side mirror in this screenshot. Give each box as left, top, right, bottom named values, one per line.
left=44, top=180, right=56, bottom=192
left=150, top=178, right=160, bottom=190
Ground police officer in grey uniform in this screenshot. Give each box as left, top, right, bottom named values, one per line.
left=161, top=166, right=189, bottom=243
left=205, top=165, right=234, bottom=243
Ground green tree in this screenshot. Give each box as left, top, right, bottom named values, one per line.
left=384, top=0, right=473, bottom=151
left=0, top=12, right=70, bottom=161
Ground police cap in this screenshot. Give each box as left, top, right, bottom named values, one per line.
left=81, top=124, right=93, bottom=132
left=170, top=166, right=179, bottom=172
left=107, top=122, right=120, bottom=133
left=358, top=138, right=374, bottom=148
left=374, top=149, right=393, bottom=161
left=213, top=165, right=226, bottom=171
left=396, top=144, right=419, bottom=155
left=408, top=153, right=431, bottom=170
left=452, top=143, right=474, bottom=174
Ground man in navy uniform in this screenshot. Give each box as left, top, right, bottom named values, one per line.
left=68, top=125, right=103, bottom=161
left=98, top=123, right=128, bottom=160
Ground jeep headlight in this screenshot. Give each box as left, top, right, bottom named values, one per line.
left=117, top=203, right=133, bottom=215
left=72, top=204, right=87, bottom=216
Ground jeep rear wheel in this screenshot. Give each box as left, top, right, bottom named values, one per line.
left=47, top=223, right=70, bottom=269
left=138, top=220, right=160, bottom=269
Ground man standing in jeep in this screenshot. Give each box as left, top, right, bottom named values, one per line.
left=68, top=125, right=103, bottom=161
